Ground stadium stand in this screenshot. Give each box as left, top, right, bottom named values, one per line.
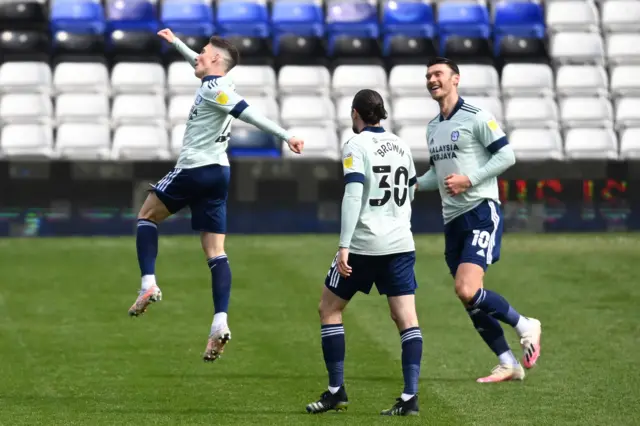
left=0, top=0, right=636, bottom=162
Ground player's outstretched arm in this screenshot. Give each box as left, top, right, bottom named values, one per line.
left=235, top=105, right=304, bottom=154
left=467, top=144, right=515, bottom=186
left=157, top=29, right=198, bottom=68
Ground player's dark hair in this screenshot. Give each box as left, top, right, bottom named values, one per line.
left=209, top=36, right=240, bottom=72
left=352, top=89, right=388, bottom=125
left=427, top=57, right=460, bottom=75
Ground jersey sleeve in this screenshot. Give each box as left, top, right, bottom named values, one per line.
left=342, top=140, right=366, bottom=185
left=473, top=110, right=508, bottom=154
left=200, top=83, right=249, bottom=119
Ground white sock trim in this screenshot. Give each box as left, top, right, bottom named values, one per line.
left=328, top=386, right=341, bottom=394
left=141, top=275, right=156, bottom=291
left=498, top=350, right=519, bottom=366
left=212, top=312, right=228, bottom=330
left=400, top=393, right=414, bottom=402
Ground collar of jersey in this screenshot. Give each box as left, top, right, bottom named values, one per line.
left=439, top=97, right=465, bottom=122
left=362, top=126, right=385, bottom=133
left=202, top=75, right=222, bottom=82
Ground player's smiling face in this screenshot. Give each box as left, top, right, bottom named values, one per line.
left=426, top=64, right=459, bottom=101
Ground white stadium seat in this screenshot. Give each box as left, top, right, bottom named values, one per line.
left=392, top=97, right=440, bottom=128
left=0, top=94, right=52, bottom=125
left=171, top=124, right=186, bottom=157
left=560, top=97, right=613, bottom=128
left=504, top=98, right=559, bottom=130
left=111, top=95, right=166, bottom=128
left=111, top=125, right=171, bottom=160
left=111, top=62, right=166, bottom=95
left=388, top=65, right=427, bottom=97
left=278, top=66, right=331, bottom=96
left=55, top=93, right=109, bottom=125
left=332, top=65, right=388, bottom=98
left=601, top=0, right=640, bottom=33
left=0, top=123, right=53, bottom=158
left=501, top=63, right=554, bottom=98
left=282, top=126, right=339, bottom=159
left=508, top=129, right=564, bottom=161
left=167, top=61, right=200, bottom=96
left=457, top=64, right=499, bottom=97
left=55, top=123, right=111, bottom=160
left=555, top=65, right=608, bottom=98
left=614, top=97, right=640, bottom=130
left=606, top=33, right=640, bottom=66
left=564, top=128, right=618, bottom=160
left=335, top=96, right=392, bottom=130
left=227, top=65, right=276, bottom=97
left=234, top=96, right=280, bottom=128
left=397, top=126, right=430, bottom=160
left=53, top=62, right=110, bottom=94
left=619, top=127, right=640, bottom=159
left=167, top=95, right=194, bottom=127
left=610, top=66, right=640, bottom=98
left=0, top=62, right=52, bottom=95
left=546, top=1, right=600, bottom=33
left=280, top=95, right=335, bottom=128
left=550, top=32, right=605, bottom=65
left=463, top=96, right=504, bottom=124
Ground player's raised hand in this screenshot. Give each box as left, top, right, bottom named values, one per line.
left=444, top=174, right=471, bottom=196
left=337, top=248, right=352, bottom=278
left=287, top=136, right=304, bottom=154
left=157, top=28, right=176, bottom=44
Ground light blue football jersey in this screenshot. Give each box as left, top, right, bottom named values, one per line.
left=426, top=97, right=508, bottom=223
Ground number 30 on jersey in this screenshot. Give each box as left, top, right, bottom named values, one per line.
left=369, top=165, right=409, bottom=207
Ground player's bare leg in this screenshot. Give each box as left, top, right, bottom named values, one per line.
left=306, top=286, right=350, bottom=414
left=380, top=294, right=420, bottom=416
left=202, top=232, right=232, bottom=362
left=129, top=192, right=171, bottom=317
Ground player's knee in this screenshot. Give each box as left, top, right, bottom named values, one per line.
left=318, top=302, right=342, bottom=323
left=200, top=232, right=225, bottom=258
left=454, top=277, right=480, bottom=304
left=138, top=193, right=169, bottom=223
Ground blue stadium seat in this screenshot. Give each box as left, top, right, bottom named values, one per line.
left=229, top=130, right=280, bottom=158
left=437, top=3, right=490, bottom=54
left=216, top=1, right=269, bottom=38
left=50, top=0, right=106, bottom=35
left=326, top=0, right=379, bottom=57
left=105, top=0, right=158, bottom=33
left=271, top=1, right=324, bottom=56
left=161, top=0, right=215, bottom=37
left=494, top=2, right=545, bottom=57
left=381, top=1, right=435, bottom=57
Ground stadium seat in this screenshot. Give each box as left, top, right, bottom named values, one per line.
left=277, top=66, right=331, bottom=97
left=223, top=35, right=273, bottom=67
left=501, top=63, right=554, bottom=98
left=614, top=97, right=640, bottom=130
left=167, top=95, right=193, bottom=127
left=236, top=96, right=280, bottom=129
left=619, top=127, right=640, bottom=159
left=443, top=36, right=493, bottom=65
left=229, top=128, right=280, bottom=158
left=0, top=62, right=52, bottom=95
left=496, top=36, right=548, bottom=67
left=50, top=0, right=106, bottom=35
left=437, top=3, right=490, bottom=54
left=160, top=0, right=215, bottom=36
left=331, top=65, right=388, bottom=99
left=508, top=129, right=564, bottom=161
left=111, top=62, right=166, bottom=95
left=610, top=66, right=640, bottom=98
left=227, top=65, right=277, bottom=98
left=170, top=123, right=186, bottom=156
left=457, top=64, right=499, bottom=97
left=167, top=61, right=200, bottom=96
left=0, top=30, right=50, bottom=63
left=564, top=128, right=618, bottom=160
left=326, top=0, right=380, bottom=64
left=105, top=0, right=158, bottom=33
left=107, top=30, right=162, bottom=63
left=55, top=93, right=110, bottom=125
left=463, top=96, right=504, bottom=124
left=53, top=62, right=110, bottom=94
left=388, top=65, right=427, bottom=97
left=111, top=125, right=171, bottom=160
left=274, top=34, right=328, bottom=67
left=271, top=1, right=324, bottom=56
left=0, top=94, right=52, bottom=125
left=384, top=35, right=437, bottom=67
left=601, top=0, right=640, bottom=33
left=55, top=123, right=111, bottom=160
left=504, top=97, right=559, bottom=130
left=493, top=1, right=544, bottom=55
left=328, top=35, right=383, bottom=66
left=550, top=32, right=605, bottom=65
left=51, top=31, right=106, bottom=63
left=111, top=95, right=167, bottom=128
left=392, top=97, right=440, bottom=128
left=607, top=34, right=640, bottom=66
left=282, top=126, right=339, bottom=159
left=0, top=123, right=53, bottom=159
left=335, top=95, right=392, bottom=130
left=546, top=1, right=600, bottom=33
left=556, top=65, right=609, bottom=98
left=280, top=96, right=336, bottom=128
left=0, top=0, right=48, bottom=32
left=381, top=1, right=435, bottom=62
left=397, top=126, right=430, bottom=160
left=560, top=97, right=614, bottom=129
left=216, top=1, right=269, bottom=38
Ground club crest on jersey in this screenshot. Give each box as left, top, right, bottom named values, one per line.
left=450, top=130, right=459, bottom=141
left=195, top=95, right=203, bottom=105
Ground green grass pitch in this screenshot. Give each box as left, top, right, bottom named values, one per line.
left=1, top=234, right=639, bottom=425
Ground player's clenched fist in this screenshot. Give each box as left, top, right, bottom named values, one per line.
left=287, top=136, right=304, bottom=154
left=157, top=28, right=176, bottom=44
left=337, top=248, right=352, bottom=278
left=444, top=173, right=472, bottom=196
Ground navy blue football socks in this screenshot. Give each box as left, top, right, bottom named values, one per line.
left=471, top=288, right=521, bottom=327
left=466, top=307, right=511, bottom=356
left=136, top=219, right=158, bottom=276
left=400, top=327, right=423, bottom=396
left=207, top=255, right=231, bottom=313
left=321, top=324, right=345, bottom=389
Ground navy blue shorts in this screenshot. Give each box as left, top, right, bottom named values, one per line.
left=324, top=251, right=418, bottom=301
left=151, top=164, right=230, bottom=234
left=444, top=200, right=503, bottom=277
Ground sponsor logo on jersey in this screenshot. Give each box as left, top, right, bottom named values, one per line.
left=343, top=153, right=353, bottom=169
left=450, top=130, right=459, bottom=141
left=487, top=119, right=499, bottom=131
left=215, top=91, right=229, bottom=105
